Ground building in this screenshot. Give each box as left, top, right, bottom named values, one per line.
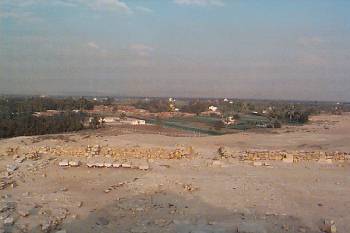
left=103, top=116, right=120, bottom=123
left=224, top=116, right=236, bottom=125
left=208, top=106, right=218, bottom=112
left=120, top=118, right=146, bottom=125
left=32, top=110, right=62, bottom=117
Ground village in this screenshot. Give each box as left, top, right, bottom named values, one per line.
left=24, top=96, right=325, bottom=138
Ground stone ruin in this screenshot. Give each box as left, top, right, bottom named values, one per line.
left=217, top=146, right=350, bottom=163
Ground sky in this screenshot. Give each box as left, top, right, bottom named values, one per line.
left=0, top=0, right=350, bottom=101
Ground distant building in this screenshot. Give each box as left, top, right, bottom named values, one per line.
left=208, top=106, right=218, bottom=112
left=103, top=116, right=120, bottom=123
left=120, top=118, right=146, bottom=125
left=224, top=116, right=236, bottom=125
left=32, top=110, right=62, bottom=117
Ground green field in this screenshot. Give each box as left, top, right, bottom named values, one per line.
left=148, top=114, right=272, bottom=135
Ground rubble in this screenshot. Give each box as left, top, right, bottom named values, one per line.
left=104, top=162, right=112, bottom=168
left=41, top=220, right=53, bottom=232
left=3, top=217, right=14, bottom=225
left=0, top=177, right=15, bottom=190
left=138, top=164, right=150, bottom=170
left=18, top=209, right=30, bottom=217
left=282, top=154, right=294, bottom=163
left=5, top=145, right=195, bottom=162
left=183, top=184, right=199, bottom=192
left=322, top=219, right=336, bottom=233
left=25, top=151, right=41, bottom=160
left=58, top=160, right=69, bottom=167
left=68, top=160, right=80, bottom=167
left=121, top=163, right=132, bottom=168
left=112, top=163, right=121, bottom=168
left=218, top=149, right=350, bottom=163
left=14, top=155, right=26, bottom=163
left=6, top=164, right=18, bottom=173
left=6, top=147, right=18, bottom=157
left=76, top=201, right=83, bottom=208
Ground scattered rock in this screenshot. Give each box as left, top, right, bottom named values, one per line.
left=18, top=209, right=30, bottom=217
left=76, top=202, right=83, bottom=208
left=321, top=219, right=336, bottom=233
left=6, top=164, right=18, bottom=173
left=112, top=163, right=121, bottom=168
left=96, top=217, right=109, bottom=226
left=15, top=156, right=26, bottom=163
left=3, top=217, right=14, bottom=225
left=59, top=160, right=69, bottom=167
left=138, top=164, right=149, bottom=171
left=96, top=162, right=104, bottom=168
left=183, top=184, right=199, bottom=192
left=282, top=154, right=294, bottom=163
left=0, top=202, right=16, bottom=213
left=0, top=178, right=15, bottom=190
left=69, top=160, right=80, bottom=167
left=121, top=163, right=131, bottom=168
left=22, top=192, right=30, bottom=197
left=41, top=220, right=52, bottom=232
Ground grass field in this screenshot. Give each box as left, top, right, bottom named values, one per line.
left=148, top=114, right=272, bottom=134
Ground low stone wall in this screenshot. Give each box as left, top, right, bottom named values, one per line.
left=218, top=147, right=350, bottom=162
left=3, top=145, right=195, bottom=160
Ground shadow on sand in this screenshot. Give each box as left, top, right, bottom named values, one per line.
left=18, top=190, right=320, bottom=233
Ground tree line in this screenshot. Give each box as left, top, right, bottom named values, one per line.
left=0, top=112, right=85, bottom=138
left=0, top=96, right=106, bottom=139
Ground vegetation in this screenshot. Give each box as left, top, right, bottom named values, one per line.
left=0, top=112, right=85, bottom=138
left=0, top=96, right=103, bottom=139
left=1, top=95, right=348, bottom=137
left=133, top=99, right=170, bottom=113
left=0, top=96, right=94, bottom=114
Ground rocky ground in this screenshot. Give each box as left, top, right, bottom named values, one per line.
left=0, top=114, right=350, bottom=233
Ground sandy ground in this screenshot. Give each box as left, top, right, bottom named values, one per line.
left=0, top=113, right=350, bottom=233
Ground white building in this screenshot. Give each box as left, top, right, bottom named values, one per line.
left=103, top=117, right=120, bottom=123
left=120, top=118, right=146, bottom=125
left=208, top=106, right=218, bottom=112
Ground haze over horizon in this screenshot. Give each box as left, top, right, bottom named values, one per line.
left=1, top=0, right=350, bottom=101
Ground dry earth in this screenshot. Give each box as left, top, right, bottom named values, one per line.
left=0, top=113, right=350, bottom=233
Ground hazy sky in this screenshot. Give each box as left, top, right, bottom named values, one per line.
left=1, top=0, right=350, bottom=101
